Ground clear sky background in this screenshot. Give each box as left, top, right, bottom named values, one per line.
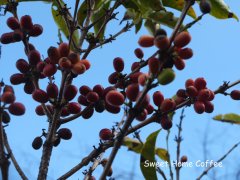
left=0, top=1, right=240, bottom=180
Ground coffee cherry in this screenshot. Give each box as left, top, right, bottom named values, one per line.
left=134, top=48, right=144, bottom=59
left=20, top=15, right=33, bottom=31
left=67, top=102, right=81, bottom=114
left=136, top=109, right=148, bottom=121
left=3, top=85, right=14, bottom=93
left=7, top=17, right=20, bottom=30
left=13, top=30, right=23, bottom=42
left=82, top=107, right=94, bottom=119
left=138, top=35, right=154, bottom=47
left=103, top=86, right=117, bottom=98
left=186, top=86, right=198, bottom=98
left=180, top=156, right=188, bottom=163
left=78, top=95, right=90, bottom=106
left=64, top=85, right=78, bottom=101
left=36, top=61, right=45, bottom=72
left=160, top=115, right=172, bottom=130
left=58, top=128, right=72, bottom=140
left=10, top=73, right=25, bottom=85
left=160, top=99, right=176, bottom=112
left=46, top=83, right=58, bottom=99
left=72, top=62, right=86, bottom=75
left=198, top=89, right=210, bottom=101
left=155, top=28, right=167, bottom=37
left=106, top=90, right=125, bottom=106
left=157, top=68, right=175, bottom=85
left=174, top=58, right=185, bottom=70
left=81, top=59, right=91, bottom=70
left=113, top=57, right=124, bottom=72
left=154, top=35, right=170, bottom=50
left=32, top=136, right=43, bottom=150
left=148, top=57, right=160, bottom=75
left=2, top=111, right=10, bottom=124
left=35, top=105, right=45, bottom=116
left=130, top=72, right=143, bottom=83
left=178, top=48, right=193, bottom=59
left=29, top=24, right=43, bottom=37
left=93, top=84, right=104, bottom=97
left=0, top=32, right=15, bottom=44
left=174, top=32, right=191, bottom=48
left=86, top=91, right=99, bottom=103
left=207, top=90, right=215, bottom=101
left=58, top=43, right=69, bottom=57
left=61, top=107, right=70, bottom=117
left=79, top=86, right=92, bottom=96
left=204, top=101, right=214, bottom=113
left=32, top=89, right=49, bottom=103
left=200, top=0, right=211, bottom=14
left=153, top=91, right=164, bottom=107
left=99, top=128, right=113, bottom=141
left=194, top=101, right=205, bottom=114
left=146, top=104, right=154, bottom=114
left=105, top=101, right=121, bottom=114
left=47, top=46, right=60, bottom=64
left=126, top=83, right=139, bottom=101
left=230, top=90, right=240, bottom=100
left=185, top=79, right=194, bottom=88
left=176, top=89, right=187, bottom=98
left=8, top=102, right=25, bottom=116
left=53, top=137, right=61, bottom=147
left=16, top=59, right=30, bottom=73
left=194, top=77, right=207, bottom=90
left=68, top=52, right=79, bottom=64
left=24, top=81, right=35, bottom=94
left=1, top=91, right=15, bottom=104
left=59, top=57, right=72, bottom=69
left=131, top=62, right=140, bottom=72
left=138, top=73, right=148, bottom=86
left=95, top=100, right=105, bottom=113
left=28, top=50, right=41, bottom=65
left=108, top=72, right=118, bottom=84
left=43, top=64, right=57, bottom=77
left=175, top=96, right=185, bottom=105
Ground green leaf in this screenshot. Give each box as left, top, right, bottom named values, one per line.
left=138, top=0, right=165, bottom=12
left=208, top=0, right=238, bottom=21
left=52, top=1, right=79, bottom=47
left=140, top=129, right=161, bottom=180
left=162, top=0, right=197, bottom=19
left=156, top=148, right=170, bottom=162
left=77, top=1, right=87, bottom=27
left=213, top=113, right=240, bottom=124
left=144, top=19, right=157, bottom=36
left=123, top=137, right=143, bottom=153
left=0, top=0, right=52, bottom=5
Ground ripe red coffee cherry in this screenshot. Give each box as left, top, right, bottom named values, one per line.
left=136, top=109, right=148, bottom=121
left=174, top=32, right=191, bottom=48
left=95, top=100, right=105, bottom=113
left=32, top=137, right=43, bottom=150
left=61, top=107, right=70, bottom=117
left=146, top=104, right=154, bottom=114
left=106, top=90, right=125, bottom=106
left=103, top=86, right=116, bottom=98
left=16, top=59, right=30, bottom=73
left=53, top=137, right=61, bottom=147
left=200, top=0, right=211, bottom=14
left=138, top=73, right=148, bottom=86
left=160, top=115, right=172, bottom=130
left=7, top=17, right=20, bottom=30
left=20, top=15, right=33, bottom=31
left=138, top=35, right=154, bottom=47
left=35, top=105, right=45, bottom=116
left=58, top=43, right=69, bottom=57
left=81, top=59, right=91, bottom=70
left=24, top=81, right=35, bottom=94
left=186, top=86, right=198, bottom=98
left=68, top=52, right=79, bottom=64
left=67, top=102, right=81, bottom=114
left=78, top=95, right=90, bottom=106
left=207, top=90, right=215, bottom=101
left=154, top=35, right=170, bottom=50
left=148, top=57, right=160, bottom=75
left=58, top=128, right=72, bottom=140
left=175, top=96, right=185, bottom=105
left=82, top=107, right=94, bottom=119
left=8, top=102, right=25, bottom=116
left=126, top=83, right=139, bottom=102
left=174, top=58, right=185, bottom=70
left=43, top=64, right=57, bottom=77
left=2, top=111, right=11, bottom=124
left=86, top=91, right=99, bottom=103
left=134, top=48, right=144, bottom=59
left=194, top=101, right=205, bottom=114
left=47, top=46, right=60, bottom=64
left=0, top=32, right=15, bottom=44
left=131, top=62, right=140, bottom=72
left=176, top=89, right=187, bottom=98
left=153, top=91, right=164, bottom=107
left=130, top=72, right=143, bottom=83
left=72, top=62, right=86, bottom=75
left=64, top=85, right=78, bottom=101
left=180, top=156, right=188, bottom=163
left=10, top=73, right=25, bottom=85
left=230, top=90, right=240, bottom=100
left=105, top=101, right=121, bottom=114
left=46, top=83, right=59, bottom=99
left=29, top=24, right=43, bottom=37
left=108, top=72, right=118, bottom=84
left=198, top=89, right=210, bottom=101
left=113, top=57, right=124, bottom=72
left=59, top=57, right=72, bottom=70
left=160, top=99, right=176, bottom=112
left=1, top=91, right=15, bottom=104
left=99, top=128, right=113, bottom=141
left=79, top=85, right=92, bottom=96
left=12, top=30, right=23, bottom=42
left=185, top=78, right=194, bottom=88
left=204, top=101, right=214, bottom=113
left=28, top=50, right=41, bottom=65
left=155, top=28, right=167, bottom=37
left=3, top=85, right=14, bottom=93
left=93, top=84, right=104, bottom=97
left=32, top=89, right=49, bottom=103
left=178, top=48, right=193, bottom=59
left=194, top=77, right=207, bottom=90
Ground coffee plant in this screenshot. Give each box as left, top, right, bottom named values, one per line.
left=0, top=0, right=240, bottom=179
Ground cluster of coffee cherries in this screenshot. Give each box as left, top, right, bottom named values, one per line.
left=0, top=84, right=25, bottom=122
left=176, top=78, right=215, bottom=114
left=0, top=15, right=43, bottom=44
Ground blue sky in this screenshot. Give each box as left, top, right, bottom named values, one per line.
left=1, top=1, right=240, bottom=180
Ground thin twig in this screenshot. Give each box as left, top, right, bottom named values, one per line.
left=157, top=167, right=167, bottom=180
left=166, top=130, right=174, bottom=180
